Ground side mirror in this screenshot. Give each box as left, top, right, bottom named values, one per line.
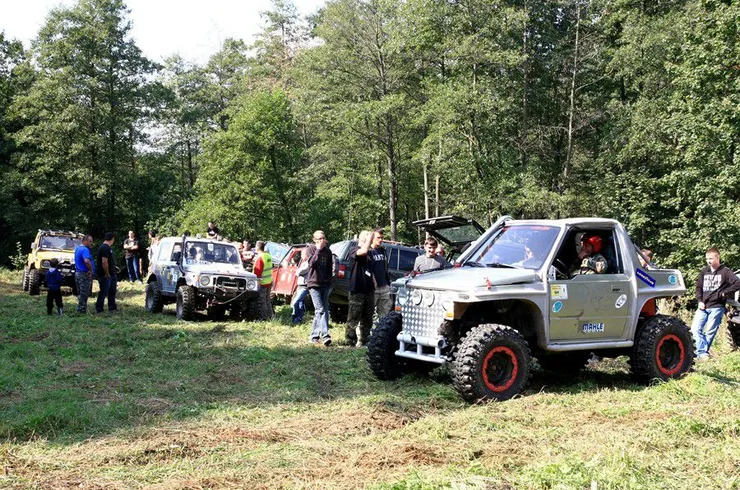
left=31, top=242, right=36, bottom=250
left=548, top=266, right=557, bottom=281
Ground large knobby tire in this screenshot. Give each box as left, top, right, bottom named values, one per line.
left=452, top=324, right=532, bottom=403
left=244, top=294, right=268, bottom=321
left=538, top=352, right=591, bottom=375
left=175, top=285, right=196, bottom=321
left=22, top=268, right=30, bottom=291
left=367, top=312, right=406, bottom=380
left=28, top=269, right=41, bottom=296
left=630, top=315, right=694, bottom=381
left=725, top=320, right=740, bottom=351
left=329, top=303, right=348, bottom=324
left=145, top=281, right=164, bottom=313
left=229, top=302, right=244, bottom=321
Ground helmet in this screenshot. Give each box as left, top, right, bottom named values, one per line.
left=581, top=234, right=603, bottom=253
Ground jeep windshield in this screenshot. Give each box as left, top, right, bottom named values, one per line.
left=184, top=241, right=241, bottom=265
left=465, top=225, right=560, bottom=270
left=39, top=236, right=81, bottom=251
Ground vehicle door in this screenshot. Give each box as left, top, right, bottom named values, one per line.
left=159, top=243, right=181, bottom=294
left=273, top=248, right=302, bottom=296
left=396, top=248, right=422, bottom=279
left=548, top=229, right=633, bottom=342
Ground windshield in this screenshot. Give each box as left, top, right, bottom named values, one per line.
left=39, top=236, right=81, bottom=251
left=434, top=224, right=481, bottom=245
left=184, top=241, right=241, bottom=265
left=467, top=225, right=560, bottom=270
left=266, top=242, right=289, bottom=264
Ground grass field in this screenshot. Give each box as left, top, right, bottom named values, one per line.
left=0, top=269, right=738, bottom=489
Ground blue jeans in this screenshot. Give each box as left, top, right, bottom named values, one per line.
left=291, top=286, right=309, bottom=323
left=691, top=306, right=725, bottom=356
left=96, top=276, right=118, bottom=312
left=308, top=286, right=331, bottom=341
left=126, top=256, right=141, bottom=282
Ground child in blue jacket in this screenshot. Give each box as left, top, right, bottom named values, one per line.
left=46, top=258, right=64, bottom=315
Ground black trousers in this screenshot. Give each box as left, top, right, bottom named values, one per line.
left=47, top=289, right=63, bottom=314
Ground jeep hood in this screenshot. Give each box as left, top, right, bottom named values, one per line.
left=184, top=262, right=254, bottom=277
left=407, top=267, right=538, bottom=291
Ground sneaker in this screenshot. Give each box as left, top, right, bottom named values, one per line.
left=322, top=336, right=332, bottom=347
left=356, top=341, right=368, bottom=348
left=310, top=338, right=320, bottom=345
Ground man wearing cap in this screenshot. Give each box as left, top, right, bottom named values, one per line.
left=572, top=234, right=608, bottom=276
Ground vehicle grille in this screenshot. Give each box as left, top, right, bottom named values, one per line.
left=216, top=277, right=246, bottom=291
left=401, top=291, right=445, bottom=339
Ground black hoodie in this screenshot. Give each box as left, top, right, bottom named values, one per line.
left=695, top=264, right=740, bottom=309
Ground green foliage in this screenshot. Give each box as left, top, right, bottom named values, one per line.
left=8, top=242, right=25, bottom=270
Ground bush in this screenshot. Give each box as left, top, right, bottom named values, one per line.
left=8, top=242, right=25, bottom=270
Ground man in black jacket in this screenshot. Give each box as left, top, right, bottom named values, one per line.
left=307, top=230, right=334, bottom=346
left=691, top=248, right=740, bottom=360
left=346, top=230, right=375, bottom=347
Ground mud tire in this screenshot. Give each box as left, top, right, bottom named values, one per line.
left=329, top=302, right=348, bottom=323
left=452, top=324, right=532, bottom=403
left=145, top=281, right=163, bottom=313
left=175, top=285, right=196, bottom=321
left=28, top=268, right=41, bottom=296
left=725, top=321, right=740, bottom=351
left=630, top=315, right=694, bottom=381
left=22, top=268, right=30, bottom=291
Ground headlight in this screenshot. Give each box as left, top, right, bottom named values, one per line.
left=424, top=291, right=435, bottom=307
left=247, top=279, right=257, bottom=290
left=41, top=260, right=51, bottom=268
left=441, top=295, right=454, bottom=312
left=412, top=289, right=423, bottom=305
left=200, top=275, right=211, bottom=286
left=396, top=288, right=408, bottom=306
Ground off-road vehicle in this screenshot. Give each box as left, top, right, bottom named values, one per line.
left=145, top=235, right=266, bottom=321
left=367, top=217, right=695, bottom=403
left=22, top=230, right=83, bottom=296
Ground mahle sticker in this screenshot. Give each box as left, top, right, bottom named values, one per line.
left=551, top=284, right=568, bottom=300
left=552, top=301, right=563, bottom=313
left=582, top=322, right=605, bottom=333
left=615, top=294, right=627, bottom=309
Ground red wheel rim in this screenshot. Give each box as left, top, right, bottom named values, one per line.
left=482, top=346, right=519, bottom=392
left=656, top=334, right=685, bottom=376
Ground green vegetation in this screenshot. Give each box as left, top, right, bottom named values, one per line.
left=1, top=0, right=739, bottom=278
left=0, top=269, right=738, bottom=488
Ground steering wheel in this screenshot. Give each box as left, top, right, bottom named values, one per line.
left=553, top=258, right=570, bottom=280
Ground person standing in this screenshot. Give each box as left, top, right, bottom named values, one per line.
left=346, top=230, right=375, bottom=347
left=96, top=232, right=118, bottom=313
left=306, top=231, right=334, bottom=346
left=45, top=258, right=64, bottom=315
left=123, top=230, right=142, bottom=283
left=368, top=228, right=393, bottom=320
left=207, top=221, right=220, bottom=239
left=253, top=241, right=274, bottom=319
left=691, top=248, right=740, bottom=360
left=291, top=255, right=310, bottom=324
left=74, top=235, right=95, bottom=313
left=414, top=237, right=450, bottom=272
left=146, top=230, right=160, bottom=275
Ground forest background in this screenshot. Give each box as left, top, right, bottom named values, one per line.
left=0, top=0, right=738, bottom=275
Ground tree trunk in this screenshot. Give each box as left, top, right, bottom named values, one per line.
left=563, top=0, right=582, bottom=187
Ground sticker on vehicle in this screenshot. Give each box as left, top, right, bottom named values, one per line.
left=552, top=301, right=563, bottom=313
left=615, top=294, right=627, bottom=309
left=582, top=322, right=605, bottom=333
left=636, top=268, right=656, bottom=287
left=551, top=284, right=568, bottom=300
left=668, top=275, right=677, bottom=285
